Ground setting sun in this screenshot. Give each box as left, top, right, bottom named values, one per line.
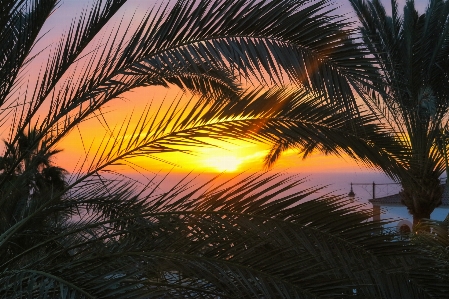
left=203, top=155, right=242, bottom=172
left=196, top=143, right=269, bottom=173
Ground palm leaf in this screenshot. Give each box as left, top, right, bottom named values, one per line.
left=2, top=0, right=376, bottom=152
left=0, top=172, right=444, bottom=298
left=345, top=0, right=449, bottom=222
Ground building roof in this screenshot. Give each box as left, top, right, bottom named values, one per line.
left=369, top=184, right=449, bottom=206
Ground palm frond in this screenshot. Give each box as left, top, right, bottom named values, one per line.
left=0, top=0, right=57, bottom=106
left=2, top=0, right=448, bottom=296
left=1, top=172, right=445, bottom=298
left=2, top=0, right=376, bottom=151
left=349, top=0, right=449, bottom=222
left=43, top=87, right=402, bottom=185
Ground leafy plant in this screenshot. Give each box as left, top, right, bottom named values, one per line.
left=0, top=0, right=443, bottom=297
left=347, top=0, right=449, bottom=225
left=1, top=171, right=446, bottom=298
left=263, top=0, right=449, bottom=226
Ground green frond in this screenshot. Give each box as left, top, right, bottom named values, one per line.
left=349, top=0, right=449, bottom=222
left=49, top=87, right=398, bottom=181
left=0, top=0, right=57, bottom=106
left=7, top=0, right=376, bottom=151
left=2, top=0, right=448, bottom=296
left=1, top=172, right=445, bottom=297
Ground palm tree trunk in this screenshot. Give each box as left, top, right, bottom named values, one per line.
left=412, top=212, right=431, bottom=227
left=400, top=176, right=443, bottom=229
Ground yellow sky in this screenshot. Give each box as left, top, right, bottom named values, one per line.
left=54, top=84, right=364, bottom=175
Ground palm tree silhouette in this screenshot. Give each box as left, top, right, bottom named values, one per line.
left=264, top=0, right=449, bottom=226
left=347, top=0, right=449, bottom=225
left=0, top=0, right=447, bottom=297
left=0, top=129, right=67, bottom=255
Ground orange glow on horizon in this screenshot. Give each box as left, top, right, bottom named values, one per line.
left=53, top=85, right=368, bottom=175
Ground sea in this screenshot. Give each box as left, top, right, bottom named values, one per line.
left=117, top=170, right=448, bottom=225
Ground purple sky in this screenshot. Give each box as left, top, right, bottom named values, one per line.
left=53, top=0, right=430, bottom=25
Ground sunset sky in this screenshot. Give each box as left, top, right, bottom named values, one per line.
left=39, top=0, right=428, bottom=177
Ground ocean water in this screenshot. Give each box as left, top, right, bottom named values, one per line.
left=111, top=170, right=448, bottom=225
left=122, top=170, right=400, bottom=204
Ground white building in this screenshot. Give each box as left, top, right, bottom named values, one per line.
left=369, top=186, right=449, bottom=233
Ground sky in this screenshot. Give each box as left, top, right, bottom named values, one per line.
left=28, top=0, right=431, bottom=200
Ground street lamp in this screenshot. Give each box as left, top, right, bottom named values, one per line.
left=348, top=183, right=355, bottom=198
left=348, top=182, right=400, bottom=200
left=348, top=182, right=376, bottom=200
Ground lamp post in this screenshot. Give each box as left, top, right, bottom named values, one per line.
left=349, top=182, right=400, bottom=222
left=348, top=182, right=401, bottom=200
left=348, top=183, right=355, bottom=199
left=348, top=182, right=377, bottom=200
